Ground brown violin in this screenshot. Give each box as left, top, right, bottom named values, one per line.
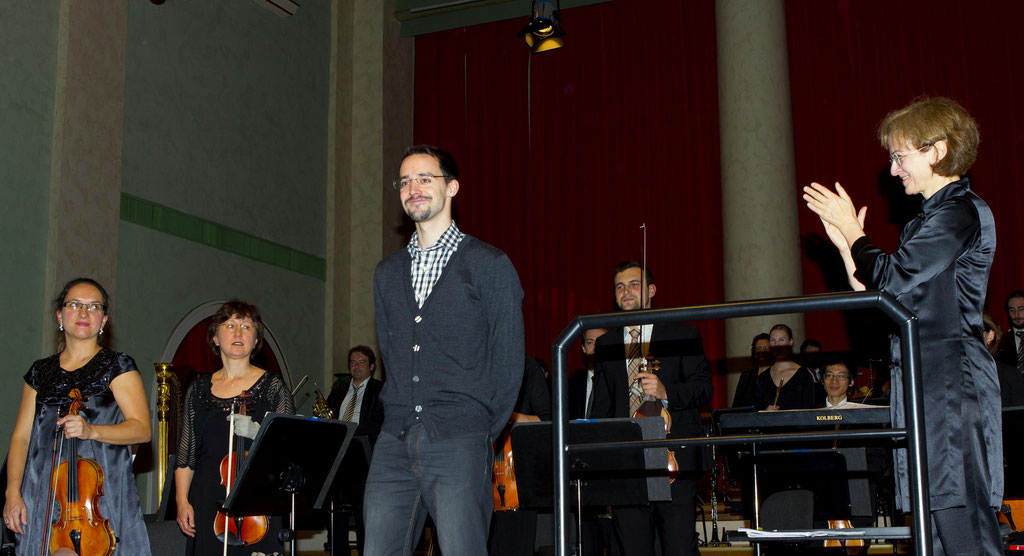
left=213, top=390, right=269, bottom=547
left=632, top=355, right=679, bottom=483
left=45, top=388, right=116, bottom=556
left=492, top=432, right=519, bottom=511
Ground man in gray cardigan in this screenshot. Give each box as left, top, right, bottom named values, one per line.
left=363, top=145, right=525, bottom=555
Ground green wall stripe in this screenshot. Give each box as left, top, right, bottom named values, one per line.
left=120, top=193, right=326, bottom=281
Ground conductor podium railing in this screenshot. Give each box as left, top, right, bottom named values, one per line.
left=549, top=291, right=931, bottom=556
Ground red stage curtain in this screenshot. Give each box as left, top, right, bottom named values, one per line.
left=413, top=0, right=728, bottom=407
left=788, top=0, right=1024, bottom=355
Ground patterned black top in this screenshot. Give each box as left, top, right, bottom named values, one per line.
left=175, top=372, right=295, bottom=470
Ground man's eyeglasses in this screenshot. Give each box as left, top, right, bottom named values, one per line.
left=392, top=175, right=447, bottom=191
left=63, top=301, right=105, bottom=313
left=823, top=372, right=850, bottom=381
left=888, top=144, right=931, bottom=169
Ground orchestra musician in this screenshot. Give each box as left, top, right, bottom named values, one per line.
left=174, top=299, right=295, bottom=555
left=754, top=324, right=819, bottom=411
left=324, top=345, right=384, bottom=556
left=821, top=361, right=854, bottom=409
left=4, top=277, right=152, bottom=555
left=804, top=96, right=1002, bottom=555
left=591, top=261, right=712, bottom=556
left=365, top=145, right=524, bottom=555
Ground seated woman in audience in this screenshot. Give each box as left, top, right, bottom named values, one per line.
left=755, top=324, right=820, bottom=411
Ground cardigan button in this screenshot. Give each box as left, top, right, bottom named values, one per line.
left=415, top=405, right=423, bottom=412
left=413, top=344, right=421, bottom=352
left=413, top=376, right=420, bottom=382
left=415, top=315, right=422, bottom=323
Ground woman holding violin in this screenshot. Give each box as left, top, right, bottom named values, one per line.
left=174, top=300, right=293, bottom=555
left=4, top=277, right=152, bottom=555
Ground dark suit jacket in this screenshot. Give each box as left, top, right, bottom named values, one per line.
left=591, top=322, right=713, bottom=471
left=996, top=330, right=1021, bottom=368
left=327, top=376, right=384, bottom=447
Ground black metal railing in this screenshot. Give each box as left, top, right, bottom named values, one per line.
left=549, top=290, right=931, bottom=556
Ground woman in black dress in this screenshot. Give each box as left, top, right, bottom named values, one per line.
left=174, top=300, right=294, bottom=555
left=4, top=278, right=152, bottom=555
left=754, top=324, right=819, bottom=411
left=804, top=96, right=1001, bottom=555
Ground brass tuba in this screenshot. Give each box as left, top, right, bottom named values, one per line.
left=312, top=381, right=334, bottom=419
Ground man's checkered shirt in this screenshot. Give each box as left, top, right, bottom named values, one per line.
left=407, top=221, right=465, bottom=308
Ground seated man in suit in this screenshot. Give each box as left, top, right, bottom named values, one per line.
left=327, top=345, right=384, bottom=443
left=326, top=345, right=384, bottom=555
left=591, top=261, right=713, bottom=556
left=995, top=290, right=1024, bottom=370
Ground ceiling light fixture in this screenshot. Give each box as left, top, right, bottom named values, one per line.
left=518, top=0, right=564, bottom=54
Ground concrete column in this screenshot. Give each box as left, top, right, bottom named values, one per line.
left=716, top=0, right=804, bottom=401
left=42, top=0, right=128, bottom=351
left=326, top=0, right=413, bottom=384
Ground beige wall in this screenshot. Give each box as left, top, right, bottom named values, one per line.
left=43, top=1, right=128, bottom=351
left=326, top=0, right=414, bottom=385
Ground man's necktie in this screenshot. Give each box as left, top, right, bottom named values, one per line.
left=1016, top=331, right=1024, bottom=372
left=627, top=327, right=643, bottom=415
left=342, top=383, right=362, bottom=422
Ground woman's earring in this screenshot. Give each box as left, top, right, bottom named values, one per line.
left=59, top=324, right=63, bottom=331
left=99, top=328, right=104, bottom=335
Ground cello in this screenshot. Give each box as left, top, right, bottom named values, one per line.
left=213, top=390, right=269, bottom=550
left=492, top=432, right=519, bottom=511
left=44, top=388, right=117, bottom=556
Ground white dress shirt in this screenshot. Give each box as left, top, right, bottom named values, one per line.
left=338, top=380, right=367, bottom=423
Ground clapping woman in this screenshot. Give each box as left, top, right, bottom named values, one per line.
left=804, top=97, right=1001, bottom=554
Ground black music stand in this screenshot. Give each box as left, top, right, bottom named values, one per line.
left=222, top=413, right=355, bottom=555
left=321, top=435, right=372, bottom=556
left=510, top=419, right=671, bottom=556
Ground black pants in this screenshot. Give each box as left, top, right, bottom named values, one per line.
left=579, top=511, right=621, bottom=556
left=612, top=473, right=698, bottom=556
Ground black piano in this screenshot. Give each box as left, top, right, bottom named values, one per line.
left=716, top=405, right=893, bottom=533
left=718, top=404, right=890, bottom=432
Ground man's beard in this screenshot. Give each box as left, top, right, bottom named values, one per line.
left=406, top=206, right=433, bottom=222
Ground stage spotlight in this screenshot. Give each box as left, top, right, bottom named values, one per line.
left=518, top=0, right=564, bottom=53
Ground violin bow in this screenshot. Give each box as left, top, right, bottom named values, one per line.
left=222, top=399, right=237, bottom=556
